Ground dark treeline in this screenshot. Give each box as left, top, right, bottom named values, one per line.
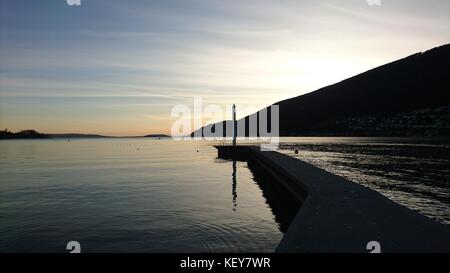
left=0, top=129, right=49, bottom=139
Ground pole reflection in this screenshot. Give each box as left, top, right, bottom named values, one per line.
left=232, top=160, right=237, bottom=211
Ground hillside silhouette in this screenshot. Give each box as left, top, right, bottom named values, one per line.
left=192, top=44, right=450, bottom=137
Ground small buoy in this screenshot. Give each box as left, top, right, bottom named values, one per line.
left=294, top=149, right=299, bottom=154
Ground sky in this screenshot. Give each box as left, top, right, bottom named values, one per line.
left=0, top=0, right=449, bottom=136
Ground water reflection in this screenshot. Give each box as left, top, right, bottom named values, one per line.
left=1, top=140, right=284, bottom=252
left=279, top=141, right=450, bottom=225
left=232, top=160, right=237, bottom=211
left=246, top=160, right=301, bottom=233
left=221, top=156, right=301, bottom=233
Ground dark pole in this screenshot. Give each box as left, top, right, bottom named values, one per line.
left=233, top=104, right=236, bottom=146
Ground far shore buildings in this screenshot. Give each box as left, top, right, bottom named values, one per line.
left=336, top=106, right=450, bottom=136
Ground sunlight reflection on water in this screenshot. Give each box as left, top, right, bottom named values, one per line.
left=278, top=137, right=450, bottom=225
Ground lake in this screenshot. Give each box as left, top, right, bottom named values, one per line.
left=0, top=137, right=449, bottom=252
left=0, top=139, right=289, bottom=253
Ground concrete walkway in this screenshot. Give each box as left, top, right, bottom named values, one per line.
left=215, top=145, right=450, bottom=253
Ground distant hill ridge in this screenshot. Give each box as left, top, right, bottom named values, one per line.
left=50, top=133, right=108, bottom=138
left=0, top=130, right=171, bottom=139
left=192, top=44, right=450, bottom=137
left=144, top=134, right=170, bottom=138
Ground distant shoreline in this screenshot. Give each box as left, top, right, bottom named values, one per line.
left=2, top=129, right=450, bottom=141
left=0, top=130, right=171, bottom=140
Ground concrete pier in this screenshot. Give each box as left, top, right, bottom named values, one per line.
left=214, top=145, right=450, bottom=253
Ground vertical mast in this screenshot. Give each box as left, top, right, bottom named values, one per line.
left=233, top=104, right=237, bottom=146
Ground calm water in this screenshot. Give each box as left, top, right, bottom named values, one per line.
left=278, top=137, right=450, bottom=225
left=1, top=137, right=449, bottom=253
left=0, top=139, right=287, bottom=253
